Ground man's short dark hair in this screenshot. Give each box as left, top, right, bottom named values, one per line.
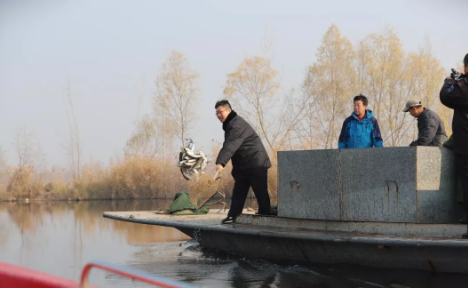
left=353, top=94, right=368, bottom=106
left=464, top=53, right=468, bottom=67
left=215, top=100, right=232, bottom=109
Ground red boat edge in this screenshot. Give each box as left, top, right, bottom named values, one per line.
left=0, top=260, right=199, bottom=288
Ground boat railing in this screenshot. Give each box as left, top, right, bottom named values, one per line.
left=80, top=260, right=199, bottom=288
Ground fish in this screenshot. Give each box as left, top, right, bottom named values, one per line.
left=181, top=162, right=193, bottom=168
left=200, top=159, right=207, bottom=171
left=178, top=141, right=209, bottom=180
left=181, top=167, right=194, bottom=180
left=183, top=147, right=202, bottom=159
left=192, top=158, right=204, bottom=169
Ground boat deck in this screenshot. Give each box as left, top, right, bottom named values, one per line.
left=103, top=210, right=468, bottom=248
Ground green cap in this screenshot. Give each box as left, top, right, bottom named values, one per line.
left=403, top=100, right=422, bottom=112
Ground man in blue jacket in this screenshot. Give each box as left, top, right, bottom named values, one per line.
left=338, top=94, right=384, bottom=148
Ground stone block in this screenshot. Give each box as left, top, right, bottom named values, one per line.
left=277, top=149, right=341, bottom=220
left=340, top=147, right=417, bottom=222
left=415, top=147, right=459, bottom=223
left=277, top=147, right=460, bottom=223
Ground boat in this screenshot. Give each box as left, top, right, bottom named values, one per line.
left=0, top=260, right=199, bottom=288
left=103, top=147, right=468, bottom=273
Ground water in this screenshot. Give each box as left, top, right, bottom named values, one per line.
left=1, top=200, right=468, bottom=288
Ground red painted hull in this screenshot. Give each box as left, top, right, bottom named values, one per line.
left=0, top=261, right=197, bottom=288
left=0, top=262, right=81, bottom=288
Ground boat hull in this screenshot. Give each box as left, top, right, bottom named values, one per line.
left=103, top=211, right=468, bottom=273
left=180, top=226, right=468, bottom=273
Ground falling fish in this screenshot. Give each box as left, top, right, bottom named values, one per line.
left=184, top=147, right=203, bottom=159
left=178, top=140, right=208, bottom=180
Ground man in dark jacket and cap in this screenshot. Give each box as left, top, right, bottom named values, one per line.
left=440, top=53, right=468, bottom=226
left=403, top=100, right=447, bottom=146
left=215, top=100, right=271, bottom=224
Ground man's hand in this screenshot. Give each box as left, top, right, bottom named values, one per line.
left=214, top=164, right=224, bottom=180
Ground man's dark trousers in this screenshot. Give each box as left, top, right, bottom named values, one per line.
left=228, top=168, right=271, bottom=218
left=456, top=154, right=468, bottom=213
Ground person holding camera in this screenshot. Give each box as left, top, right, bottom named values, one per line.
left=440, top=53, right=468, bottom=224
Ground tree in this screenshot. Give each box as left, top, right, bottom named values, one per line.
left=125, top=77, right=163, bottom=158
left=124, top=115, right=162, bottom=158
left=14, top=127, right=44, bottom=171
left=224, top=55, right=281, bottom=153
left=63, top=82, right=82, bottom=179
left=9, top=127, right=44, bottom=198
left=356, top=29, right=447, bottom=146
left=125, top=51, right=199, bottom=161
left=296, top=25, right=448, bottom=148
left=301, top=24, right=356, bottom=149
left=154, top=51, right=200, bottom=149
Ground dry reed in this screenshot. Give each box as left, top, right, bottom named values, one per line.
left=0, top=154, right=279, bottom=202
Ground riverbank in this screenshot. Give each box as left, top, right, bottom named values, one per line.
left=0, top=156, right=278, bottom=202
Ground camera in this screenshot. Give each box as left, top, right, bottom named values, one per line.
left=451, top=68, right=467, bottom=81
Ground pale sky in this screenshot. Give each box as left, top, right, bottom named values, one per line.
left=1, top=0, right=467, bottom=168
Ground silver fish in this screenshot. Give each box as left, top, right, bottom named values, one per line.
left=180, top=167, right=191, bottom=180
left=192, top=158, right=204, bottom=169
left=200, top=159, right=207, bottom=171
left=183, top=147, right=202, bottom=159
left=178, top=140, right=209, bottom=180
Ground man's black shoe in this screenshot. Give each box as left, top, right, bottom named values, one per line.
left=459, top=216, right=468, bottom=224
left=221, top=216, right=235, bottom=224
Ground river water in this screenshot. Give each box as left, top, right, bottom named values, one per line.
left=1, top=200, right=468, bottom=288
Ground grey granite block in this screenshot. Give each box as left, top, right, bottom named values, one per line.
left=277, top=147, right=459, bottom=224
left=340, top=147, right=417, bottom=222
left=416, top=147, right=460, bottom=223
left=277, top=150, right=341, bottom=220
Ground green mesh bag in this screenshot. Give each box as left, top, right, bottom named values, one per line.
left=169, top=191, right=209, bottom=215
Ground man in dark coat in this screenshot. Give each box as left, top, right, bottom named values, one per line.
left=403, top=100, right=447, bottom=146
left=440, top=53, right=468, bottom=225
left=215, top=100, right=271, bottom=224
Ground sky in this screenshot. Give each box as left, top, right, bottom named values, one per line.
left=1, top=0, right=467, bottom=168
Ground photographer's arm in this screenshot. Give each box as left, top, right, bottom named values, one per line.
left=440, top=78, right=468, bottom=109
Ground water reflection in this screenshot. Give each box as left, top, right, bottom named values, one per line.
left=122, top=241, right=468, bottom=288
left=1, top=200, right=189, bottom=244
left=0, top=200, right=190, bottom=286
left=1, top=200, right=468, bottom=288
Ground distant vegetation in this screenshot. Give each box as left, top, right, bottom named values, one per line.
left=0, top=24, right=460, bottom=201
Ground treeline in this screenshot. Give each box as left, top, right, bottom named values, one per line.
left=223, top=25, right=453, bottom=152
left=0, top=25, right=458, bottom=201
left=127, top=25, right=455, bottom=157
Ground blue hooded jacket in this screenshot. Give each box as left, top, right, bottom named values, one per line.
left=338, top=110, right=383, bottom=149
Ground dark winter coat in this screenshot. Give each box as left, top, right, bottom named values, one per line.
left=440, top=78, right=468, bottom=155
left=216, top=111, right=271, bottom=178
left=409, top=108, right=447, bottom=147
